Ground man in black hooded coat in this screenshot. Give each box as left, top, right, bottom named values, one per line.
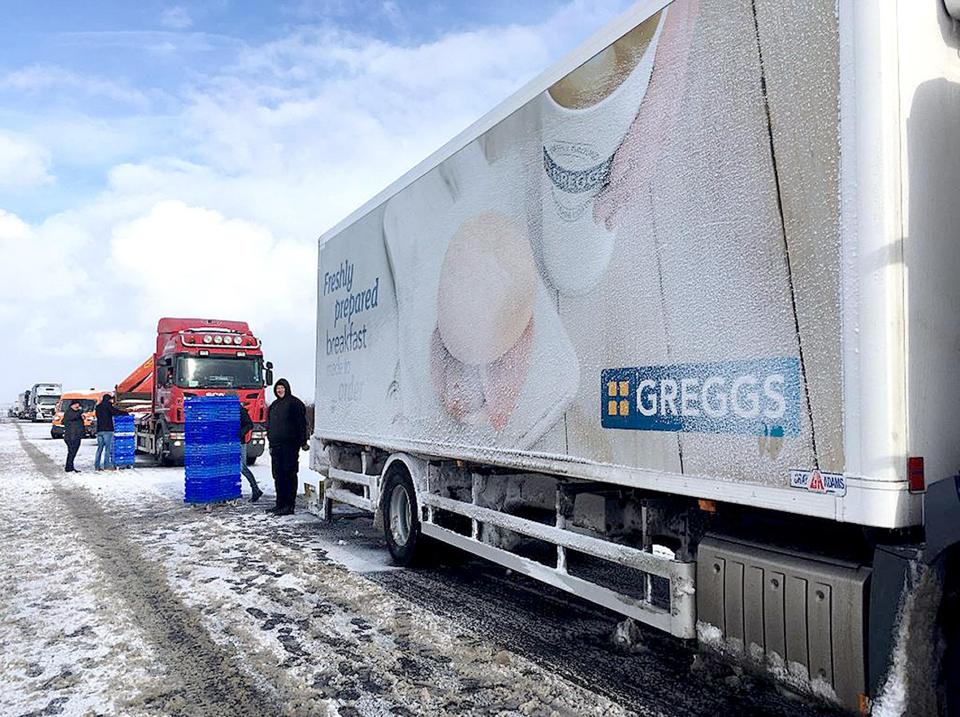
left=63, top=399, right=85, bottom=472
left=266, top=378, right=308, bottom=515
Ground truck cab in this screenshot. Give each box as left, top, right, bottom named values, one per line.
left=29, top=383, right=62, bottom=422
left=130, top=318, right=272, bottom=465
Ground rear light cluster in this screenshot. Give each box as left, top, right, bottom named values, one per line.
left=907, top=456, right=925, bottom=493
left=201, top=334, right=244, bottom=345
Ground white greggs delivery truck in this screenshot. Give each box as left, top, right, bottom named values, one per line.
left=312, top=0, right=960, bottom=712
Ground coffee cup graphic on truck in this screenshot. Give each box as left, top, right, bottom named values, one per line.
left=539, top=12, right=664, bottom=296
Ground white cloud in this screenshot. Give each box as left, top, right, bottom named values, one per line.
left=92, top=329, right=154, bottom=360
left=0, top=65, right=151, bottom=108
left=172, top=21, right=560, bottom=234
left=0, top=209, right=29, bottom=243
left=160, top=6, right=194, bottom=29
left=109, top=200, right=314, bottom=328
left=0, top=132, right=53, bottom=189
left=0, top=209, right=86, bottom=301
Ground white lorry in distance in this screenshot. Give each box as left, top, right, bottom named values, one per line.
left=16, top=390, right=30, bottom=420
left=28, top=383, right=62, bottom=422
left=311, top=1, right=960, bottom=713
left=9, top=395, right=25, bottom=419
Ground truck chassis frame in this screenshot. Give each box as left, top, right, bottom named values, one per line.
left=313, top=446, right=697, bottom=640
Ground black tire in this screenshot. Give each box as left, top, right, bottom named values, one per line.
left=381, top=466, right=422, bottom=566
left=155, top=428, right=173, bottom=467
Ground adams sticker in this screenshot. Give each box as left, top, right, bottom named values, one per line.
left=789, top=469, right=846, bottom=497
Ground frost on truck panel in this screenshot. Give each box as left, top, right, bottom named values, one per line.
left=315, top=0, right=842, bottom=489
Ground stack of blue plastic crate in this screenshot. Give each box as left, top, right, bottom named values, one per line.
left=113, top=414, right=135, bottom=468
left=184, top=395, right=240, bottom=504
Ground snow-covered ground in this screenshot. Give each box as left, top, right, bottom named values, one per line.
left=2, top=421, right=631, bottom=716
left=1, top=421, right=844, bottom=717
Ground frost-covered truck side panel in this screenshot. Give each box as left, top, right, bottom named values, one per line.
left=313, top=0, right=947, bottom=528
left=312, top=1, right=960, bottom=712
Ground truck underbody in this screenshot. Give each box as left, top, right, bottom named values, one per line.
left=310, top=440, right=960, bottom=713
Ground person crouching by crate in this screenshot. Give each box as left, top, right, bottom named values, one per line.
left=63, top=399, right=85, bottom=473
left=239, top=402, right=263, bottom=503
left=265, top=378, right=308, bottom=516
left=94, top=394, right=126, bottom=471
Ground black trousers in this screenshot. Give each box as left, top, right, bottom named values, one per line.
left=270, top=445, right=300, bottom=510
left=64, top=438, right=81, bottom=472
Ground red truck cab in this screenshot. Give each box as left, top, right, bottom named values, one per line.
left=119, top=318, right=273, bottom=465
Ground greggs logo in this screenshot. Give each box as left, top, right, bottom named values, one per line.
left=601, top=357, right=801, bottom=436
left=606, top=380, right=631, bottom=417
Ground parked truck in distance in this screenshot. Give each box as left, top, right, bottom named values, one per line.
left=115, top=318, right=273, bottom=465
left=27, top=383, right=61, bottom=422
left=13, top=391, right=29, bottom=419
left=311, top=1, right=960, bottom=713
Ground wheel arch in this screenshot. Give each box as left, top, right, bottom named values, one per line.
left=378, top=452, right=430, bottom=526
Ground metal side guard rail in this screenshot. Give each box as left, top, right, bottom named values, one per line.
left=421, top=489, right=696, bottom=640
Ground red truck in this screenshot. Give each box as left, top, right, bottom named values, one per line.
left=115, top=317, right=273, bottom=465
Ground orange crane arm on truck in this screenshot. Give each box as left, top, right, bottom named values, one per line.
left=115, top=356, right=154, bottom=412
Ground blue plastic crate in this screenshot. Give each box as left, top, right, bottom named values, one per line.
left=185, top=429, right=237, bottom=441
left=184, top=395, right=241, bottom=504
left=113, top=422, right=136, bottom=465
left=185, top=442, right=238, bottom=456
left=184, top=457, right=239, bottom=469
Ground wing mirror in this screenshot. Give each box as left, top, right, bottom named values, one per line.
left=265, top=361, right=274, bottom=386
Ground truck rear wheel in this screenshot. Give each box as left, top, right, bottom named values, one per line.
left=382, top=466, right=421, bottom=566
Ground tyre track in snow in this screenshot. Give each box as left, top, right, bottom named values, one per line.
left=16, top=425, right=281, bottom=717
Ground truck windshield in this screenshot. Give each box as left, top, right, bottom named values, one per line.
left=38, top=396, right=59, bottom=405
left=176, top=357, right=263, bottom=389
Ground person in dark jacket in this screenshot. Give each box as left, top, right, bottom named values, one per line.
left=63, top=399, right=85, bottom=472
left=94, top=394, right=126, bottom=471
left=265, top=378, right=308, bottom=515
left=239, top=403, right=263, bottom=502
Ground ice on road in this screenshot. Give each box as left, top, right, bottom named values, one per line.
left=0, top=422, right=842, bottom=716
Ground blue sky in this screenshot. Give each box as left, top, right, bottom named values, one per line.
left=0, top=0, right=635, bottom=402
